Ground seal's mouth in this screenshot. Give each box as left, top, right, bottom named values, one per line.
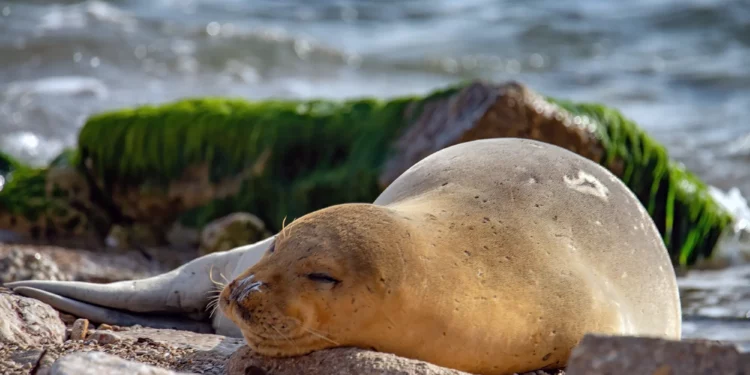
left=241, top=324, right=341, bottom=357
left=218, top=289, right=340, bottom=357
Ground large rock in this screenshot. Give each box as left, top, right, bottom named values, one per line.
left=226, top=345, right=566, bottom=375
left=565, top=334, right=750, bottom=375
left=50, top=351, right=195, bottom=375
left=0, top=287, right=65, bottom=346
left=226, top=346, right=473, bottom=375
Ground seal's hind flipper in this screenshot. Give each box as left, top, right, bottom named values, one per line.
left=4, top=273, right=189, bottom=313
left=11, top=286, right=214, bottom=333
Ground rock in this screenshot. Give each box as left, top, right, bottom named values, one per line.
left=110, top=327, right=245, bottom=357
left=0, top=164, right=111, bottom=246
left=105, top=223, right=170, bottom=249
left=49, top=351, right=196, bottom=375
left=227, top=346, right=564, bottom=375
left=0, top=347, right=48, bottom=374
left=199, top=212, right=271, bottom=255
left=0, top=246, right=70, bottom=284
left=379, top=81, right=609, bottom=188
left=0, top=288, right=65, bottom=346
left=165, top=222, right=201, bottom=249
left=69, top=319, right=89, bottom=341
left=0, top=327, right=243, bottom=375
left=565, top=334, right=750, bottom=375
left=226, top=346, right=469, bottom=375
left=87, top=331, right=121, bottom=345
left=0, top=243, right=196, bottom=284
left=59, top=313, right=78, bottom=325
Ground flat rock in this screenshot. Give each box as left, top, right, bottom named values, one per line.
left=565, top=334, right=750, bottom=375
left=110, top=327, right=245, bottom=357
left=226, top=346, right=474, bottom=375
left=0, top=287, right=65, bottom=346
left=227, top=345, right=566, bottom=375
left=50, top=351, right=196, bottom=375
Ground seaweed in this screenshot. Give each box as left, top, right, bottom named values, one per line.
left=0, top=151, right=21, bottom=177
left=78, top=85, right=463, bottom=232
left=0, top=165, right=51, bottom=223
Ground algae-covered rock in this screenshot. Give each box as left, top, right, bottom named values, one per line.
left=0, top=161, right=111, bottom=246
left=0, top=150, right=21, bottom=177
left=77, top=92, right=431, bottom=235
left=0, top=80, right=736, bottom=268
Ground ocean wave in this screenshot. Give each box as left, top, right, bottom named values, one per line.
left=3, top=76, right=108, bottom=99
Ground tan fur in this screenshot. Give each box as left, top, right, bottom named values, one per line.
left=219, top=138, right=682, bottom=375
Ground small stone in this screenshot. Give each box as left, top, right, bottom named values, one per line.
left=87, top=331, right=121, bottom=346
left=199, top=212, right=271, bottom=255
left=70, top=319, right=89, bottom=340
left=97, top=324, right=113, bottom=331
left=60, top=313, right=78, bottom=325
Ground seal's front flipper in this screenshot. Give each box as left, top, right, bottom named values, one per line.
left=11, top=286, right=214, bottom=333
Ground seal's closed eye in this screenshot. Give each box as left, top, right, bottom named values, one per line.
left=307, top=273, right=340, bottom=284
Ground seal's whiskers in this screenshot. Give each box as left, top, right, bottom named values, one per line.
left=302, top=327, right=340, bottom=346
left=218, top=272, right=230, bottom=284
left=208, top=265, right=227, bottom=288
left=279, top=216, right=289, bottom=241
left=206, top=294, right=222, bottom=317
left=271, top=325, right=297, bottom=350
left=279, top=216, right=298, bottom=242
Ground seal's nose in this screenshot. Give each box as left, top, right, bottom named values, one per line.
left=229, top=274, right=264, bottom=302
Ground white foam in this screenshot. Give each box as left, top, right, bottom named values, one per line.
left=5, top=76, right=109, bottom=99
left=703, top=186, right=750, bottom=267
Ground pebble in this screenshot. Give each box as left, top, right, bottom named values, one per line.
left=87, top=331, right=121, bottom=345
left=70, top=319, right=89, bottom=341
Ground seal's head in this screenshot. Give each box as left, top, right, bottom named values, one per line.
left=218, top=203, right=413, bottom=357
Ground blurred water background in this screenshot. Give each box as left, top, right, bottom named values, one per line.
left=1, top=0, right=750, bottom=347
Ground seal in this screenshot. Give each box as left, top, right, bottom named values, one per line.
left=6, top=138, right=681, bottom=374
left=216, top=138, right=681, bottom=374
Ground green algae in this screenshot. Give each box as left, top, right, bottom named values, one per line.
left=173, top=95, right=444, bottom=231
left=547, top=98, right=734, bottom=267
left=0, top=151, right=21, bottom=177
left=49, top=148, right=80, bottom=168
left=0, top=165, right=50, bottom=223
left=79, top=85, right=462, bottom=232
